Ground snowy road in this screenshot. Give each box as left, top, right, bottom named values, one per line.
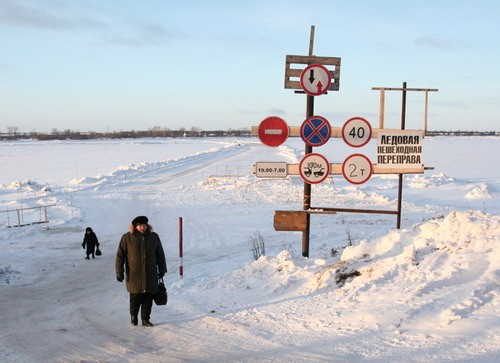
left=0, top=141, right=300, bottom=362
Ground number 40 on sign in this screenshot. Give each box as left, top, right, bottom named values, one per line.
left=342, top=117, right=372, bottom=148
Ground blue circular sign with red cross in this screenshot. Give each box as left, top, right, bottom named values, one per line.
left=300, top=115, right=332, bottom=147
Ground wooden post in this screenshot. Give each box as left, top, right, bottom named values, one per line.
left=396, top=82, right=407, bottom=229
left=302, top=25, right=315, bottom=258
left=372, top=86, right=438, bottom=132
left=308, top=25, right=315, bottom=56
left=302, top=95, right=314, bottom=258
left=424, top=90, right=429, bottom=135
left=179, top=217, right=183, bottom=278
left=372, top=84, right=438, bottom=228
left=379, top=88, right=385, bottom=129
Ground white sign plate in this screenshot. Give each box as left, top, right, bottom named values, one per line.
left=377, top=131, right=424, bottom=169
left=255, top=162, right=288, bottom=178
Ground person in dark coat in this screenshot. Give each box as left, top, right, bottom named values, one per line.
left=115, top=216, right=167, bottom=327
left=82, top=227, right=99, bottom=260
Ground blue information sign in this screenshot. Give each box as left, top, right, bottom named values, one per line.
left=300, top=116, right=332, bottom=147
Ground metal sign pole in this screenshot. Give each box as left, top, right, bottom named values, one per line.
left=372, top=84, right=437, bottom=228
left=301, top=25, right=316, bottom=258
left=396, top=82, right=407, bottom=229
left=302, top=95, right=314, bottom=257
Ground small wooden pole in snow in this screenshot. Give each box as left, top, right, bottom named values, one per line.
left=179, top=217, right=183, bottom=278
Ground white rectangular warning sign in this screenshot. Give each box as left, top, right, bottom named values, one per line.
left=377, top=131, right=424, bottom=170
left=254, top=162, right=288, bottom=178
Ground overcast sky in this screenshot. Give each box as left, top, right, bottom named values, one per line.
left=1, top=0, right=498, bottom=133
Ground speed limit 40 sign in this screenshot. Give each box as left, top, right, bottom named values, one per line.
left=342, top=117, right=372, bottom=147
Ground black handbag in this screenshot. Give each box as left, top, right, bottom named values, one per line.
left=95, top=246, right=102, bottom=256
left=154, top=278, right=168, bottom=305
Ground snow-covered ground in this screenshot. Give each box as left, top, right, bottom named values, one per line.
left=0, top=136, right=498, bottom=362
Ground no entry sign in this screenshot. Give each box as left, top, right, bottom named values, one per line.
left=258, top=116, right=289, bottom=147
left=299, top=153, right=330, bottom=184
left=300, top=116, right=332, bottom=147
left=300, top=64, right=331, bottom=96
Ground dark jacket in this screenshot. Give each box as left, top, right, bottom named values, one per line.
left=115, top=225, right=167, bottom=294
left=82, top=230, right=99, bottom=254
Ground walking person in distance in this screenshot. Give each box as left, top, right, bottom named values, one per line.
left=82, top=227, right=99, bottom=260
left=115, top=216, right=167, bottom=327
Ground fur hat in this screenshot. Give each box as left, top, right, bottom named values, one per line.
left=132, top=216, right=149, bottom=226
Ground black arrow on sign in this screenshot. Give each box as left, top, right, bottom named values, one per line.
left=308, top=69, right=315, bottom=84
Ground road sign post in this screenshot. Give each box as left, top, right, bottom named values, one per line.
left=252, top=28, right=435, bottom=258
left=302, top=95, right=314, bottom=257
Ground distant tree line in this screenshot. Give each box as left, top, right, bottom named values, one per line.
left=0, top=127, right=498, bottom=141
left=426, top=130, right=499, bottom=136
left=0, top=126, right=252, bottom=141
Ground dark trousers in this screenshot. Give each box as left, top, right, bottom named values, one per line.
left=86, top=247, right=95, bottom=259
left=130, top=293, right=153, bottom=320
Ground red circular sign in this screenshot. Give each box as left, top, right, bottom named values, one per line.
left=342, top=154, right=373, bottom=185
left=299, top=64, right=332, bottom=96
left=299, top=153, right=330, bottom=184
left=258, top=116, right=289, bottom=147
left=342, top=117, right=372, bottom=147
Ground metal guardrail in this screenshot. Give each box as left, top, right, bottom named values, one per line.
left=0, top=204, right=56, bottom=228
